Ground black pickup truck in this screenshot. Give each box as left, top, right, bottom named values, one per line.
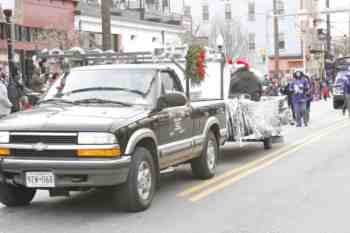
left=0, top=64, right=226, bottom=211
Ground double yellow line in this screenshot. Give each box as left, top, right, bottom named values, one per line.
left=177, top=119, right=350, bottom=203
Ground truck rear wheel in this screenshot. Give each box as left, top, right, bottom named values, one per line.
left=0, top=183, right=36, bottom=207
left=116, top=147, right=156, bottom=212
left=191, top=131, right=218, bottom=179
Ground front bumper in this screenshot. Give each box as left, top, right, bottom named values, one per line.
left=0, top=156, right=131, bottom=188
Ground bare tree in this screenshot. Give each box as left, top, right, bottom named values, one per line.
left=36, top=28, right=81, bottom=50
left=223, top=20, right=249, bottom=59
left=32, top=15, right=82, bottom=50
left=195, top=16, right=249, bottom=59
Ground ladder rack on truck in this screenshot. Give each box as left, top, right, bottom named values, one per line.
left=38, top=47, right=226, bottom=100
left=38, top=47, right=223, bottom=66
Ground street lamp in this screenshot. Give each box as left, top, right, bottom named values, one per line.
left=3, top=9, right=14, bottom=84
left=216, top=34, right=224, bottom=51
left=216, top=34, right=225, bottom=100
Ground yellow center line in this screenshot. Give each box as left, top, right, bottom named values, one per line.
left=188, top=121, right=350, bottom=202
left=177, top=119, right=347, bottom=198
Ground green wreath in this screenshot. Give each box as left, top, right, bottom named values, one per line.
left=185, top=45, right=206, bottom=86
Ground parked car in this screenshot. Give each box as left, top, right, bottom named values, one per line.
left=333, top=71, right=347, bottom=109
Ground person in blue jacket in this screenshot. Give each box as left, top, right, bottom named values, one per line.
left=290, top=71, right=309, bottom=127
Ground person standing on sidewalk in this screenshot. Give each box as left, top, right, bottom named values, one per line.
left=304, top=74, right=313, bottom=125
left=282, top=76, right=296, bottom=124
left=322, top=81, right=330, bottom=101
left=291, top=71, right=309, bottom=127
left=0, top=74, right=12, bottom=117
left=343, top=73, right=350, bottom=118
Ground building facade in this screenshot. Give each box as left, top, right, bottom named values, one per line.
left=0, top=0, right=187, bottom=62
left=0, top=0, right=78, bottom=83
left=76, top=0, right=186, bottom=52
left=300, top=0, right=321, bottom=76
left=0, top=0, right=77, bottom=61
left=186, top=0, right=304, bottom=77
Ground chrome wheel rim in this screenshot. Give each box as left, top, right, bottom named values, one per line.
left=137, top=161, right=152, bottom=201
left=207, top=139, right=216, bottom=172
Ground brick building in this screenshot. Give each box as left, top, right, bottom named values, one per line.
left=0, top=0, right=78, bottom=66
left=268, top=55, right=304, bottom=77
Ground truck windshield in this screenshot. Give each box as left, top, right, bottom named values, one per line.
left=44, top=68, right=157, bottom=106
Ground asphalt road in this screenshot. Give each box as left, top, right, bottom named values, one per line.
left=1, top=100, right=349, bottom=233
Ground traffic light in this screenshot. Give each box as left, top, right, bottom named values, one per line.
left=260, top=48, right=267, bottom=64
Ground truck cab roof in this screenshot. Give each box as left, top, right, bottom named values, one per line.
left=72, top=63, right=178, bottom=72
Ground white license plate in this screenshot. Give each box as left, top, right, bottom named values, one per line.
left=25, top=172, right=55, bottom=188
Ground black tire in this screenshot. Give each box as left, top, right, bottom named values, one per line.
left=0, top=183, right=36, bottom=207
left=191, top=131, right=218, bottom=179
left=333, top=101, right=339, bottom=109
left=334, top=100, right=344, bottom=110
left=263, top=137, right=272, bottom=150
left=116, top=147, right=156, bottom=212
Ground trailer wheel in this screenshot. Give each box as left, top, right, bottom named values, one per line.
left=191, top=131, right=218, bottom=179
left=116, top=147, right=156, bottom=212
left=0, top=183, right=36, bottom=207
left=263, top=137, right=272, bottom=150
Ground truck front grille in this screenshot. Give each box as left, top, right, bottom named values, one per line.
left=10, top=134, right=77, bottom=144
left=10, top=149, right=76, bottom=157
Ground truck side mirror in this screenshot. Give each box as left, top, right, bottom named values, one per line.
left=157, top=91, right=188, bottom=109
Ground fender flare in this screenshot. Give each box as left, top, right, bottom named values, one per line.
left=203, top=116, right=221, bottom=137
left=125, top=128, right=159, bottom=156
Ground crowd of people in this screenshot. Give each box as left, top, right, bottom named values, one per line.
left=0, top=58, right=65, bottom=118
left=260, top=70, right=339, bottom=127
left=263, top=74, right=333, bottom=102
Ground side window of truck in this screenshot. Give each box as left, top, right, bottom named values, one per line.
left=160, top=71, right=182, bottom=94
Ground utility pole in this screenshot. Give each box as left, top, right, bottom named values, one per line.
left=326, top=0, right=331, bottom=54
left=273, top=0, right=280, bottom=79
left=101, top=0, right=112, bottom=50
left=3, top=9, right=14, bottom=83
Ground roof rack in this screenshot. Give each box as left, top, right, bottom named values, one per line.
left=36, top=46, right=223, bottom=66
left=36, top=46, right=226, bottom=101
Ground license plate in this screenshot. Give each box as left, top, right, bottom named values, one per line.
left=25, top=172, right=55, bottom=188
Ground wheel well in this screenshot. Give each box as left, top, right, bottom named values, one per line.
left=136, top=138, right=160, bottom=183
left=210, top=124, right=220, bottom=146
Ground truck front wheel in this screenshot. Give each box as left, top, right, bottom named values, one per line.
left=116, top=147, right=156, bottom=212
left=0, top=183, right=36, bottom=207
left=191, top=131, right=218, bottom=179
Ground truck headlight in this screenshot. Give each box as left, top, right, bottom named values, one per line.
left=78, top=132, right=117, bottom=145
left=0, top=132, right=9, bottom=144
left=0, top=148, right=10, bottom=156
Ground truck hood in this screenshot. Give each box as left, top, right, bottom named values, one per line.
left=0, top=104, right=149, bottom=132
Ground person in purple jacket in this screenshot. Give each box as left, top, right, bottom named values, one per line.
left=290, top=71, right=309, bottom=127
left=304, top=74, right=313, bottom=125
left=343, top=72, right=350, bottom=118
